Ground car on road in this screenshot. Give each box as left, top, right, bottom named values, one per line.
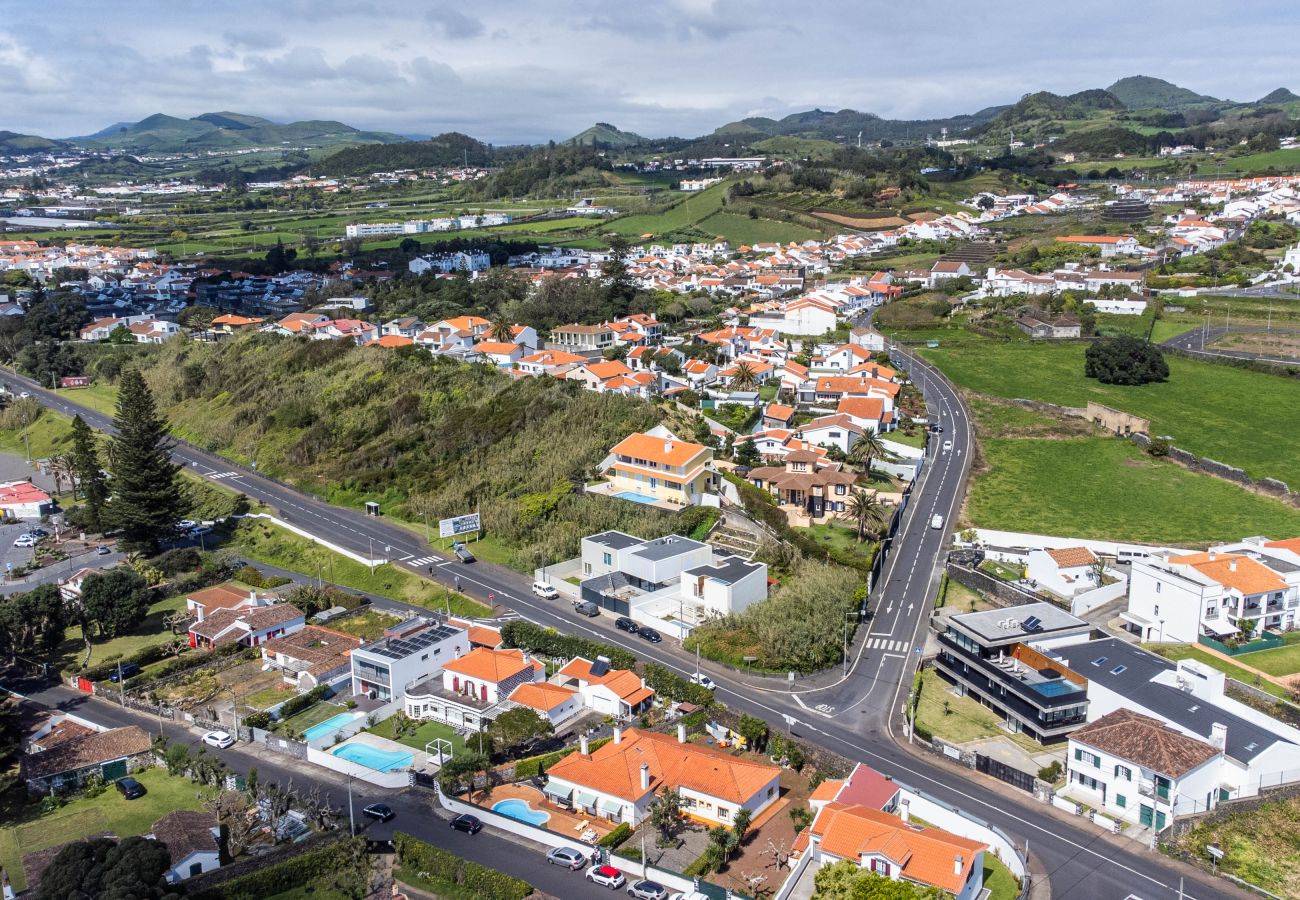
left=362, top=803, right=395, bottom=822
left=585, top=865, right=626, bottom=889
left=108, top=662, right=140, bottom=682
left=177, top=519, right=197, bottom=531
left=627, top=880, right=668, bottom=900
left=532, top=581, right=559, bottom=600
left=12, top=535, right=35, bottom=548
left=942, top=440, right=953, bottom=452
left=95, top=544, right=112, bottom=555
left=545, top=846, right=588, bottom=870
left=115, top=776, right=146, bottom=800
left=637, top=626, right=662, bottom=643
left=17, top=391, right=29, bottom=399
left=929, top=423, right=944, bottom=433
left=202, top=730, right=235, bottom=749
left=689, top=672, right=716, bottom=690
left=574, top=600, right=601, bottom=617
left=448, top=813, right=481, bottom=834
left=614, top=616, right=638, bottom=633
left=930, top=514, right=944, bottom=530
left=453, top=542, right=476, bottom=563
left=28, top=527, right=48, bottom=538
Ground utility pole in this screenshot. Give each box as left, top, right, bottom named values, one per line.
left=347, top=774, right=355, bottom=836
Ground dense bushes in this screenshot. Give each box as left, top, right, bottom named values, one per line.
left=643, top=663, right=715, bottom=707
left=1084, top=335, right=1169, bottom=385
left=510, top=737, right=612, bottom=779
left=598, top=822, right=634, bottom=849
left=394, top=833, right=533, bottom=900
left=190, top=837, right=369, bottom=900
left=276, top=683, right=331, bottom=720
left=500, top=620, right=636, bottom=670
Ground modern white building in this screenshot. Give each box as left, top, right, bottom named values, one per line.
left=408, top=250, right=491, bottom=274
left=349, top=617, right=469, bottom=703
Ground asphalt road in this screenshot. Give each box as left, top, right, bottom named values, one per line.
left=1162, top=323, right=1300, bottom=366
left=2, top=366, right=1242, bottom=899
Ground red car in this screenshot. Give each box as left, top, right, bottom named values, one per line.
left=585, top=865, right=626, bottom=889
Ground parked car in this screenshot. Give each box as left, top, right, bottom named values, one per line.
left=689, top=672, right=716, bottom=690
left=115, top=776, right=146, bottom=800
left=202, top=730, right=235, bottom=749
left=545, top=846, right=588, bottom=870
left=362, top=803, right=395, bottom=822
left=930, top=515, right=944, bottom=530
left=614, top=616, right=638, bottom=633
left=637, top=626, right=662, bottom=643
left=929, top=423, right=943, bottom=433
left=28, top=527, right=48, bottom=538
left=627, top=881, right=668, bottom=900
left=586, top=865, right=626, bottom=889
left=108, top=662, right=141, bottom=682
left=532, top=581, right=559, bottom=600
left=12, top=535, right=35, bottom=548
left=574, top=601, right=601, bottom=617
left=668, top=892, right=711, bottom=900
left=448, top=813, right=481, bottom=834
left=95, top=544, right=112, bottom=555
left=942, top=440, right=953, bottom=452
left=177, top=520, right=197, bottom=530
left=453, top=542, right=476, bottom=563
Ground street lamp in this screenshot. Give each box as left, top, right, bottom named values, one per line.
left=843, top=610, right=856, bottom=676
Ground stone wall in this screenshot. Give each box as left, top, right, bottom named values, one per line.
left=1130, top=433, right=1299, bottom=507
left=1162, top=779, right=1300, bottom=848
left=945, top=562, right=1044, bottom=608
left=1085, top=402, right=1149, bottom=436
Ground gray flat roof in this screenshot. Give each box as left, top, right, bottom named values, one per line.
left=630, top=535, right=707, bottom=562
left=359, top=622, right=463, bottom=661
left=585, top=531, right=642, bottom=551
left=686, top=555, right=761, bottom=585
left=1052, top=638, right=1288, bottom=764
left=953, top=602, right=1088, bottom=644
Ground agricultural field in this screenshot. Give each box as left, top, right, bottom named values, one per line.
left=1177, top=793, right=1300, bottom=897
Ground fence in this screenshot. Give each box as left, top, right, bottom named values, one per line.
left=975, top=753, right=1038, bottom=794
left=1198, top=632, right=1284, bottom=656
left=945, top=562, right=1043, bottom=608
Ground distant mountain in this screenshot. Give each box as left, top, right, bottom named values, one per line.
left=1105, top=76, right=1220, bottom=109
left=0, top=130, right=65, bottom=156
left=710, top=105, right=1002, bottom=144
left=70, top=112, right=408, bottom=152
left=1258, top=87, right=1300, bottom=104
left=312, top=132, right=493, bottom=176
left=567, top=123, right=646, bottom=148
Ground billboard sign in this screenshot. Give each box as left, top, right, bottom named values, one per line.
left=438, top=513, right=480, bottom=538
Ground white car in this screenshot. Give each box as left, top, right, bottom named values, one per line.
left=12, top=535, right=36, bottom=548
left=930, top=515, right=944, bottom=530
left=532, top=581, right=559, bottom=600
left=689, top=672, right=716, bottom=691
left=586, top=866, right=626, bottom=889
left=177, top=519, right=197, bottom=531
left=202, top=730, right=235, bottom=749
left=942, top=440, right=953, bottom=452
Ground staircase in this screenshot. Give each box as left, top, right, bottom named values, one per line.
left=708, top=522, right=761, bottom=560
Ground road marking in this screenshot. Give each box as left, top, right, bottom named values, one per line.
left=207, top=471, right=240, bottom=480
left=409, top=556, right=440, bottom=567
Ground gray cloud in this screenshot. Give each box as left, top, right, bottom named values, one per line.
left=425, top=5, right=486, bottom=40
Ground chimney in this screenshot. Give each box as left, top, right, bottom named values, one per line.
left=899, top=799, right=910, bottom=823
left=678, top=723, right=687, bottom=744
left=664, top=439, right=674, bottom=454
left=580, top=734, right=590, bottom=755
left=613, top=726, right=623, bottom=745
left=640, top=763, right=650, bottom=791
left=1210, top=722, right=1227, bottom=751
left=1209, top=550, right=1217, bottom=561
left=954, top=855, right=964, bottom=876
left=1229, top=560, right=1237, bottom=572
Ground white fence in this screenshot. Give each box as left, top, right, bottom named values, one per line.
left=771, top=848, right=815, bottom=900
left=1069, top=578, right=1128, bottom=616
left=305, top=746, right=410, bottom=789
left=898, top=786, right=1027, bottom=881
left=233, top=513, right=386, bottom=567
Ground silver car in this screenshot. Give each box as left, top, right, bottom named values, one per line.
left=545, top=846, right=588, bottom=870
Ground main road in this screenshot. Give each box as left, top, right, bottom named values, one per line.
left=4, top=366, right=1237, bottom=899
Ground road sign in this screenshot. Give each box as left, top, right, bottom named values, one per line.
left=914, top=646, right=922, bottom=655
left=438, top=512, right=480, bottom=538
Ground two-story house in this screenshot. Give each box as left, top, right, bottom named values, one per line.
left=403, top=647, right=544, bottom=731
left=349, top=617, right=469, bottom=703
left=600, top=431, right=716, bottom=506
left=549, top=323, right=617, bottom=356
left=745, top=446, right=860, bottom=520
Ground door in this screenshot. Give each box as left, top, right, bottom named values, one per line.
left=1155, top=810, right=1167, bottom=830
left=101, top=759, right=127, bottom=782
left=1139, top=805, right=1153, bottom=827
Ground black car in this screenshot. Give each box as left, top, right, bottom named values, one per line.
left=449, top=813, right=482, bottom=834
left=362, top=803, right=395, bottom=822
left=614, top=617, right=638, bottom=633
left=115, top=776, right=146, bottom=800
left=637, top=626, right=662, bottom=643
left=453, top=542, right=476, bottom=563
left=109, top=662, right=141, bottom=683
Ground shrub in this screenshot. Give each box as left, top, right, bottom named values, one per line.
left=500, top=620, right=635, bottom=670
left=394, top=833, right=532, bottom=900
left=235, top=565, right=266, bottom=588
left=598, top=822, right=633, bottom=849
left=1146, top=436, right=1171, bottom=457
left=150, top=547, right=201, bottom=577
left=1084, top=335, right=1169, bottom=386
left=510, top=737, right=611, bottom=779
left=1038, top=761, right=1063, bottom=782
left=643, top=663, right=714, bottom=707
left=243, top=711, right=272, bottom=729
left=189, top=837, right=368, bottom=900
left=276, top=683, right=331, bottom=721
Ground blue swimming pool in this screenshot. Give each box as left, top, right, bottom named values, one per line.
left=492, top=798, right=551, bottom=827
left=614, top=490, right=660, bottom=505
left=303, top=712, right=361, bottom=742
left=331, top=742, right=414, bottom=772
left=1031, top=679, right=1081, bottom=697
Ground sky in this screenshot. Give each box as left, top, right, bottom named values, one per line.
left=4, top=0, right=1298, bottom=144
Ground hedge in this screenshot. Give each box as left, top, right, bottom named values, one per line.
left=394, top=833, right=532, bottom=900
left=500, top=620, right=636, bottom=670
left=598, top=821, right=633, bottom=849
left=189, top=838, right=365, bottom=900
left=511, top=737, right=612, bottom=779
left=276, top=682, right=332, bottom=720
left=643, top=663, right=714, bottom=707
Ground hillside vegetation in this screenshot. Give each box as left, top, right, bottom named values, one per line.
left=312, top=133, right=492, bottom=175
left=120, top=335, right=684, bottom=569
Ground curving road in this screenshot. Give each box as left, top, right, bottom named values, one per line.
left=1163, top=323, right=1300, bottom=366
left=4, top=365, right=1240, bottom=900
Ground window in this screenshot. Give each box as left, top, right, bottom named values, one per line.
left=1074, top=749, right=1100, bottom=768
left=602, top=553, right=612, bottom=566
left=835, top=485, right=846, bottom=495
left=190, top=862, right=204, bottom=877
left=768, top=786, right=776, bottom=798
left=584, top=563, right=592, bottom=575
left=1115, top=764, right=1132, bottom=781
left=421, top=654, right=429, bottom=662
left=1116, top=794, right=1127, bottom=809
left=718, top=807, right=731, bottom=820
left=1153, top=604, right=1159, bottom=616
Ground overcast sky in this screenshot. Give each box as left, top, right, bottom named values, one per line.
left=5, top=1, right=1297, bottom=144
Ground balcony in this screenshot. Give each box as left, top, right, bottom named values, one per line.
left=1138, top=780, right=1171, bottom=801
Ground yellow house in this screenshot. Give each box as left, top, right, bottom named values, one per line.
left=606, top=432, right=715, bottom=505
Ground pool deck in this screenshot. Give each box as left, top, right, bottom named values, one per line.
left=473, top=783, right=619, bottom=841
left=584, top=481, right=681, bottom=511
left=333, top=731, right=431, bottom=772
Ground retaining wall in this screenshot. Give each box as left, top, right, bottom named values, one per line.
left=1129, top=434, right=1299, bottom=507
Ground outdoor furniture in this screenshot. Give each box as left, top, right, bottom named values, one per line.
left=573, top=819, right=590, bottom=832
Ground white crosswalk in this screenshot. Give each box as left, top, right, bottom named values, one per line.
left=409, top=555, right=440, bottom=567
left=207, top=471, right=240, bottom=480
left=867, top=637, right=909, bottom=653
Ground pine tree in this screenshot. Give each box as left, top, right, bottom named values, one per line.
left=69, top=415, right=109, bottom=533
left=108, top=370, right=184, bottom=553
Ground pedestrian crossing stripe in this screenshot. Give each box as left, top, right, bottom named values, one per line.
left=410, top=556, right=440, bottom=567
left=207, top=471, right=240, bottom=480
left=867, top=638, right=908, bottom=652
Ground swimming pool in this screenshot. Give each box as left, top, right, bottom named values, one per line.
left=331, top=742, right=414, bottom=772
left=1031, top=679, right=1081, bottom=698
left=492, top=798, right=551, bottom=827
left=302, top=712, right=361, bottom=742
left=614, top=490, right=661, bottom=505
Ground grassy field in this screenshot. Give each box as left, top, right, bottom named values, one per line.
left=921, top=340, right=1300, bottom=487
left=0, top=768, right=209, bottom=892
left=984, top=856, right=1022, bottom=900
left=223, top=518, right=489, bottom=618
left=1235, top=642, right=1300, bottom=678
left=366, top=714, right=470, bottom=755
left=803, top=521, right=876, bottom=565
left=328, top=609, right=402, bottom=640
left=695, top=211, right=825, bottom=244
left=51, top=591, right=187, bottom=674
left=56, top=383, right=118, bottom=417
left=1145, top=644, right=1290, bottom=699
left=1178, top=794, right=1300, bottom=897
left=915, top=669, right=1047, bottom=753
left=882, top=428, right=927, bottom=449
left=605, top=182, right=728, bottom=238
left=970, top=436, right=1300, bottom=545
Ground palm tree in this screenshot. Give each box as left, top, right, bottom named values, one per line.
left=487, top=317, right=514, bottom=343
left=729, top=360, right=758, bottom=392
left=847, top=428, right=887, bottom=475
left=839, top=488, right=888, bottom=543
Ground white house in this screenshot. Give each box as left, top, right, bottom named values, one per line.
left=151, top=810, right=222, bottom=884
left=350, top=617, right=469, bottom=703
left=505, top=681, right=584, bottom=726
left=555, top=656, right=654, bottom=719
left=403, top=647, right=543, bottom=731
left=797, top=414, right=863, bottom=455
left=471, top=340, right=524, bottom=368
left=409, top=250, right=490, bottom=274
left=0, top=480, right=54, bottom=519
left=1027, top=547, right=1100, bottom=599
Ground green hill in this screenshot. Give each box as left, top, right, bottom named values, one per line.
left=74, top=112, right=408, bottom=152
left=1106, top=75, right=1220, bottom=109
left=567, top=122, right=646, bottom=148
left=312, top=132, right=493, bottom=175
left=711, top=105, right=1001, bottom=144
left=1259, top=88, right=1300, bottom=104
left=0, top=131, right=64, bottom=155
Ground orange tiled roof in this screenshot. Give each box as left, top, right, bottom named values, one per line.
left=1045, top=547, right=1098, bottom=568
left=442, top=647, right=540, bottom=683
left=508, top=681, right=577, bottom=712
left=367, top=335, right=413, bottom=348
left=1264, top=538, right=1300, bottom=554
left=610, top=433, right=708, bottom=468
left=558, top=657, right=651, bottom=703
left=1170, top=552, right=1288, bottom=594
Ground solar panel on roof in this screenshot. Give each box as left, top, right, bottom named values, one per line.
left=1022, top=615, right=1042, bottom=631
left=590, top=659, right=610, bottom=677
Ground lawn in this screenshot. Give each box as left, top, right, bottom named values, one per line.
left=984, top=855, right=1022, bottom=900
left=882, top=428, right=927, bottom=450
left=978, top=559, right=1022, bottom=582
left=1235, top=642, right=1300, bottom=679
left=914, top=669, right=1046, bottom=754
left=1177, top=793, right=1300, bottom=897
left=1144, top=644, right=1290, bottom=699
left=57, top=382, right=118, bottom=417
left=224, top=518, right=488, bottom=618
left=328, top=609, right=402, bottom=640
left=970, top=436, right=1300, bottom=545
left=695, top=211, right=826, bottom=245
left=276, top=700, right=350, bottom=736
left=919, top=339, right=1300, bottom=486
left=803, top=521, right=877, bottom=564
left=0, top=404, right=74, bottom=461
left=940, top=578, right=998, bottom=613
left=53, top=591, right=188, bottom=674
left=366, top=714, right=469, bottom=755
left=605, top=183, right=728, bottom=239
left=0, top=768, right=209, bottom=892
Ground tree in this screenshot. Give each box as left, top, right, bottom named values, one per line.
left=847, top=428, right=887, bottom=475
left=648, top=789, right=683, bottom=846
left=487, top=316, right=514, bottom=343
left=601, top=233, right=638, bottom=318
left=729, top=360, right=759, bottom=392
left=737, top=713, right=769, bottom=752
left=79, top=568, right=150, bottom=639
left=812, top=858, right=942, bottom=899
left=732, top=806, right=753, bottom=850
left=839, top=488, right=889, bottom=543
left=36, top=835, right=175, bottom=900
left=108, top=370, right=185, bottom=553
left=438, top=750, right=490, bottom=792
left=0, top=585, right=67, bottom=658
left=734, top=438, right=760, bottom=467
left=486, top=707, right=552, bottom=756
left=107, top=323, right=134, bottom=344
left=1083, top=335, right=1169, bottom=385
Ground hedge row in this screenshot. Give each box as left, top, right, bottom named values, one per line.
left=598, top=821, right=633, bottom=849
left=394, top=832, right=532, bottom=900
left=643, top=662, right=714, bottom=707
left=276, top=682, right=332, bottom=720
left=189, top=838, right=364, bottom=900
left=511, top=737, right=612, bottom=779
left=500, top=620, right=636, bottom=670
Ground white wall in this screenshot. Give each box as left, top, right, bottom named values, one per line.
left=305, top=746, right=410, bottom=788
left=1128, top=562, right=1208, bottom=643
left=1071, top=578, right=1128, bottom=616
